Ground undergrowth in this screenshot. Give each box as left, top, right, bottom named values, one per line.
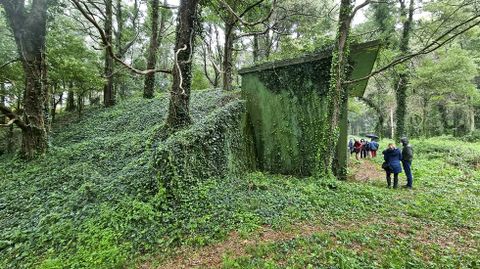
left=1, top=92, right=479, bottom=269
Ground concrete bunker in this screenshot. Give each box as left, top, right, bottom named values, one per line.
left=239, top=41, right=380, bottom=178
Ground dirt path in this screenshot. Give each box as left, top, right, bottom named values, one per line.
left=142, top=216, right=476, bottom=269
left=141, top=221, right=374, bottom=269
left=348, top=158, right=385, bottom=183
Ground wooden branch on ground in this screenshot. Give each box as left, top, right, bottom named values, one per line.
left=70, top=0, right=172, bottom=75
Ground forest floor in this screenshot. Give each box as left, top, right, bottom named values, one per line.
left=1, top=91, right=479, bottom=268
left=148, top=153, right=480, bottom=269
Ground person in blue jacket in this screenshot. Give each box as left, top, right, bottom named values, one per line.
left=382, top=143, right=402, bottom=188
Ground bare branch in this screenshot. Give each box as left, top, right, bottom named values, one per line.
left=217, top=0, right=277, bottom=27
left=0, top=104, right=29, bottom=131
left=344, top=15, right=480, bottom=85
left=0, top=58, right=20, bottom=70
left=70, top=0, right=172, bottom=75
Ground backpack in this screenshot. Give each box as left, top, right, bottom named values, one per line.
left=370, top=142, right=378, bottom=151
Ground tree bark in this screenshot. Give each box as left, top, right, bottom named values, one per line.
left=317, top=0, right=353, bottom=177
left=359, top=96, right=385, bottom=138
left=0, top=83, right=5, bottom=124
left=66, top=81, right=76, bottom=112
left=253, top=34, right=260, bottom=63
left=222, top=20, right=235, bottom=91
left=1, top=0, right=49, bottom=158
left=165, top=0, right=200, bottom=129
left=104, top=0, right=115, bottom=107
left=144, top=0, right=167, bottom=98
left=394, top=0, right=414, bottom=141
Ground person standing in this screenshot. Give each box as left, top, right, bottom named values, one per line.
left=353, top=139, right=362, bottom=160
left=369, top=139, right=379, bottom=158
left=382, top=143, right=402, bottom=188
left=348, top=138, right=354, bottom=155
left=400, top=137, right=414, bottom=189
left=360, top=139, right=367, bottom=158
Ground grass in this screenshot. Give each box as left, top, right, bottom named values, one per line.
left=216, top=138, right=480, bottom=269
left=1, top=91, right=479, bottom=268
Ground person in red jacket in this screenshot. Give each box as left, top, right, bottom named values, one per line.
left=353, top=139, right=362, bottom=160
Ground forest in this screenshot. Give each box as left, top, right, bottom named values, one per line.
left=0, top=0, right=479, bottom=268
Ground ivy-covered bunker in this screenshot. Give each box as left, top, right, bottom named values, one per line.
left=239, top=41, right=380, bottom=178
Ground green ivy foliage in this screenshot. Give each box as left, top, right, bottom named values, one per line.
left=241, top=58, right=331, bottom=177
left=154, top=99, right=256, bottom=201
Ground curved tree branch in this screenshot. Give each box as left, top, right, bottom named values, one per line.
left=70, top=0, right=172, bottom=75
left=344, top=15, right=480, bottom=85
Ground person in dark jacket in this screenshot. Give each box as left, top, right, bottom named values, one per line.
left=400, top=137, right=414, bottom=189
left=353, top=139, right=362, bottom=160
left=360, top=139, right=368, bottom=158
left=369, top=139, right=379, bottom=158
left=382, top=143, right=402, bottom=188
left=348, top=138, right=354, bottom=155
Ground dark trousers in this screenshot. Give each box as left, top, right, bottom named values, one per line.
left=361, top=149, right=367, bottom=158
left=386, top=171, right=399, bottom=188
left=402, top=160, right=413, bottom=187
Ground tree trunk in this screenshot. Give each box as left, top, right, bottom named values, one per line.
left=104, top=0, right=115, bottom=107
left=165, top=0, right=200, bottom=129
left=0, top=83, right=5, bottom=124
left=394, top=0, right=414, bottom=141
left=144, top=0, right=167, bottom=98
left=359, top=96, right=384, bottom=138
left=66, top=82, right=76, bottom=112
left=222, top=21, right=235, bottom=91
left=253, top=34, right=260, bottom=63
left=422, top=96, right=428, bottom=137
left=1, top=0, right=49, bottom=158
left=317, top=0, right=353, bottom=177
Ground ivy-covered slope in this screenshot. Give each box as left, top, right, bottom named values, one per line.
left=0, top=90, right=233, bottom=268
left=154, top=99, right=256, bottom=201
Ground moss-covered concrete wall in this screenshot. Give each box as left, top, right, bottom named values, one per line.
left=241, top=41, right=380, bottom=177
left=242, top=59, right=331, bottom=176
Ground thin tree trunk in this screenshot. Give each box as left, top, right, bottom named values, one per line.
left=390, top=107, right=395, bottom=139
left=66, top=81, right=76, bottom=112
left=165, top=0, right=200, bottom=129
left=144, top=0, right=167, bottom=98
left=222, top=21, right=235, bottom=91
left=394, top=0, right=414, bottom=141
left=0, top=83, right=5, bottom=124
left=253, top=34, right=260, bottom=63
left=359, top=96, right=384, bottom=138
left=422, top=96, right=428, bottom=137
left=104, top=0, right=115, bottom=107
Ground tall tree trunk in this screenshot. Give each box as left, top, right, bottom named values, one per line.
left=104, top=0, right=115, bottom=107
left=437, top=102, right=450, bottom=134
left=317, top=0, right=353, bottom=177
left=359, top=96, right=384, bottom=138
left=1, top=0, right=49, bottom=158
left=165, top=0, right=200, bottom=129
left=0, top=83, right=5, bottom=124
left=394, top=0, right=414, bottom=141
left=422, top=96, right=428, bottom=137
left=222, top=21, right=235, bottom=91
left=144, top=0, right=167, bottom=98
left=66, top=81, right=76, bottom=112
left=253, top=34, right=260, bottom=63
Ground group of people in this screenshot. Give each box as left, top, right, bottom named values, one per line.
left=348, top=138, right=380, bottom=160
left=349, top=136, right=414, bottom=189
left=382, top=137, right=414, bottom=189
